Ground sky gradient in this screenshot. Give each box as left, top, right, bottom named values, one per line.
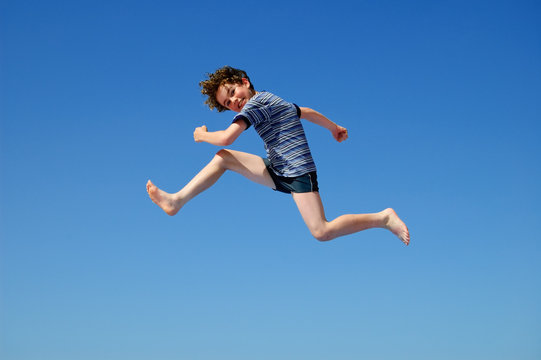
left=1, top=0, right=540, bottom=359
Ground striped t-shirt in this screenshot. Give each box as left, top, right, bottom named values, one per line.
left=234, top=91, right=317, bottom=177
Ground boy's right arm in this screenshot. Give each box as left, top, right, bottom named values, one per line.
left=299, top=107, right=348, bottom=142
left=193, top=119, right=247, bottom=146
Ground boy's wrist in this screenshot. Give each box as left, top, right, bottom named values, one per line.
left=326, top=122, right=337, bottom=132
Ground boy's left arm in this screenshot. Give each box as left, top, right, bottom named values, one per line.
left=193, top=120, right=247, bottom=146
left=299, top=107, right=348, bottom=142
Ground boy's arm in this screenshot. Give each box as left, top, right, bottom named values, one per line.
left=299, top=107, right=348, bottom=142
left=193, top=119, right=247, bottom=146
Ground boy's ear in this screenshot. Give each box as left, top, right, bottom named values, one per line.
left=241, top=78, right=251, bottom=87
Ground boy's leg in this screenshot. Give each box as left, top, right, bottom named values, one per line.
left=291, top=192, right=410, bottom=244
left=147, top=149, right=275, bottom=215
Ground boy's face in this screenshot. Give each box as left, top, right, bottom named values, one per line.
left=215, top=78, right=254, bottom=113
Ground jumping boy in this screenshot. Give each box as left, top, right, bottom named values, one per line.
left=146, top=66, right=410, bottom=244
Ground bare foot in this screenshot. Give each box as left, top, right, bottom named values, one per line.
left=382, top=208, right=410, bottom=245
left=146, top=180, right=182, bottom=216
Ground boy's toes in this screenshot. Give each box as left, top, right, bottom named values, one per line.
left=404, top=232, right=410, bottom=245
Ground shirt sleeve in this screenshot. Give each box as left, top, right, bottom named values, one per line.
left=234, top=98, right=271, bottom=126
left=293, top=104, right=301, bottom=118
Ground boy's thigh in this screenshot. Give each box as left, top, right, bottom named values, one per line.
left=291, top=191, right=326, bottom=227
left=217, top=149, right=276, bottom=189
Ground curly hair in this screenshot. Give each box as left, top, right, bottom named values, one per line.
left=199, top=66, right=255, bottom=112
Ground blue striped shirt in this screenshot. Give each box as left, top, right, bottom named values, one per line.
left=234, top=91, right=317, bottom=177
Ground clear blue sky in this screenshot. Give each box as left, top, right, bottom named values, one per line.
left=1, top=0, right=540, bottom=359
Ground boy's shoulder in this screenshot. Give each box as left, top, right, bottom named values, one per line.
left=251, top=91, right=273, bottom=101
left=247, top=91, right=288, bottom=107
left=238, top=91, right=299, bottom=124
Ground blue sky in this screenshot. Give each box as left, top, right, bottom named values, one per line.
left=1, top=0, right=540, bottom=359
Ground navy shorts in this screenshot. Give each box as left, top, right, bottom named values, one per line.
left=263, top=158, right=319, bottom=194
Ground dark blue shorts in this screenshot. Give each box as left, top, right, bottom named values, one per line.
left=263, top=158, right=319, bottom=194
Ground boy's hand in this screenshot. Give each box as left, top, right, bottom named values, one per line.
left=194, top=125, right=208, bottom=142
left=332, top=125, right=348, bottom=142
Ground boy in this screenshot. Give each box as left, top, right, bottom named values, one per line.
left=146, top=66, right=410, bottom=244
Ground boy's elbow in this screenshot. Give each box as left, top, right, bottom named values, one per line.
left=221, top=135, right=236, bottom=146
left=221, top=129, right=242, bottom=146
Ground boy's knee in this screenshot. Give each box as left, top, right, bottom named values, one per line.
left=214, top=149, right=232, bottom=166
